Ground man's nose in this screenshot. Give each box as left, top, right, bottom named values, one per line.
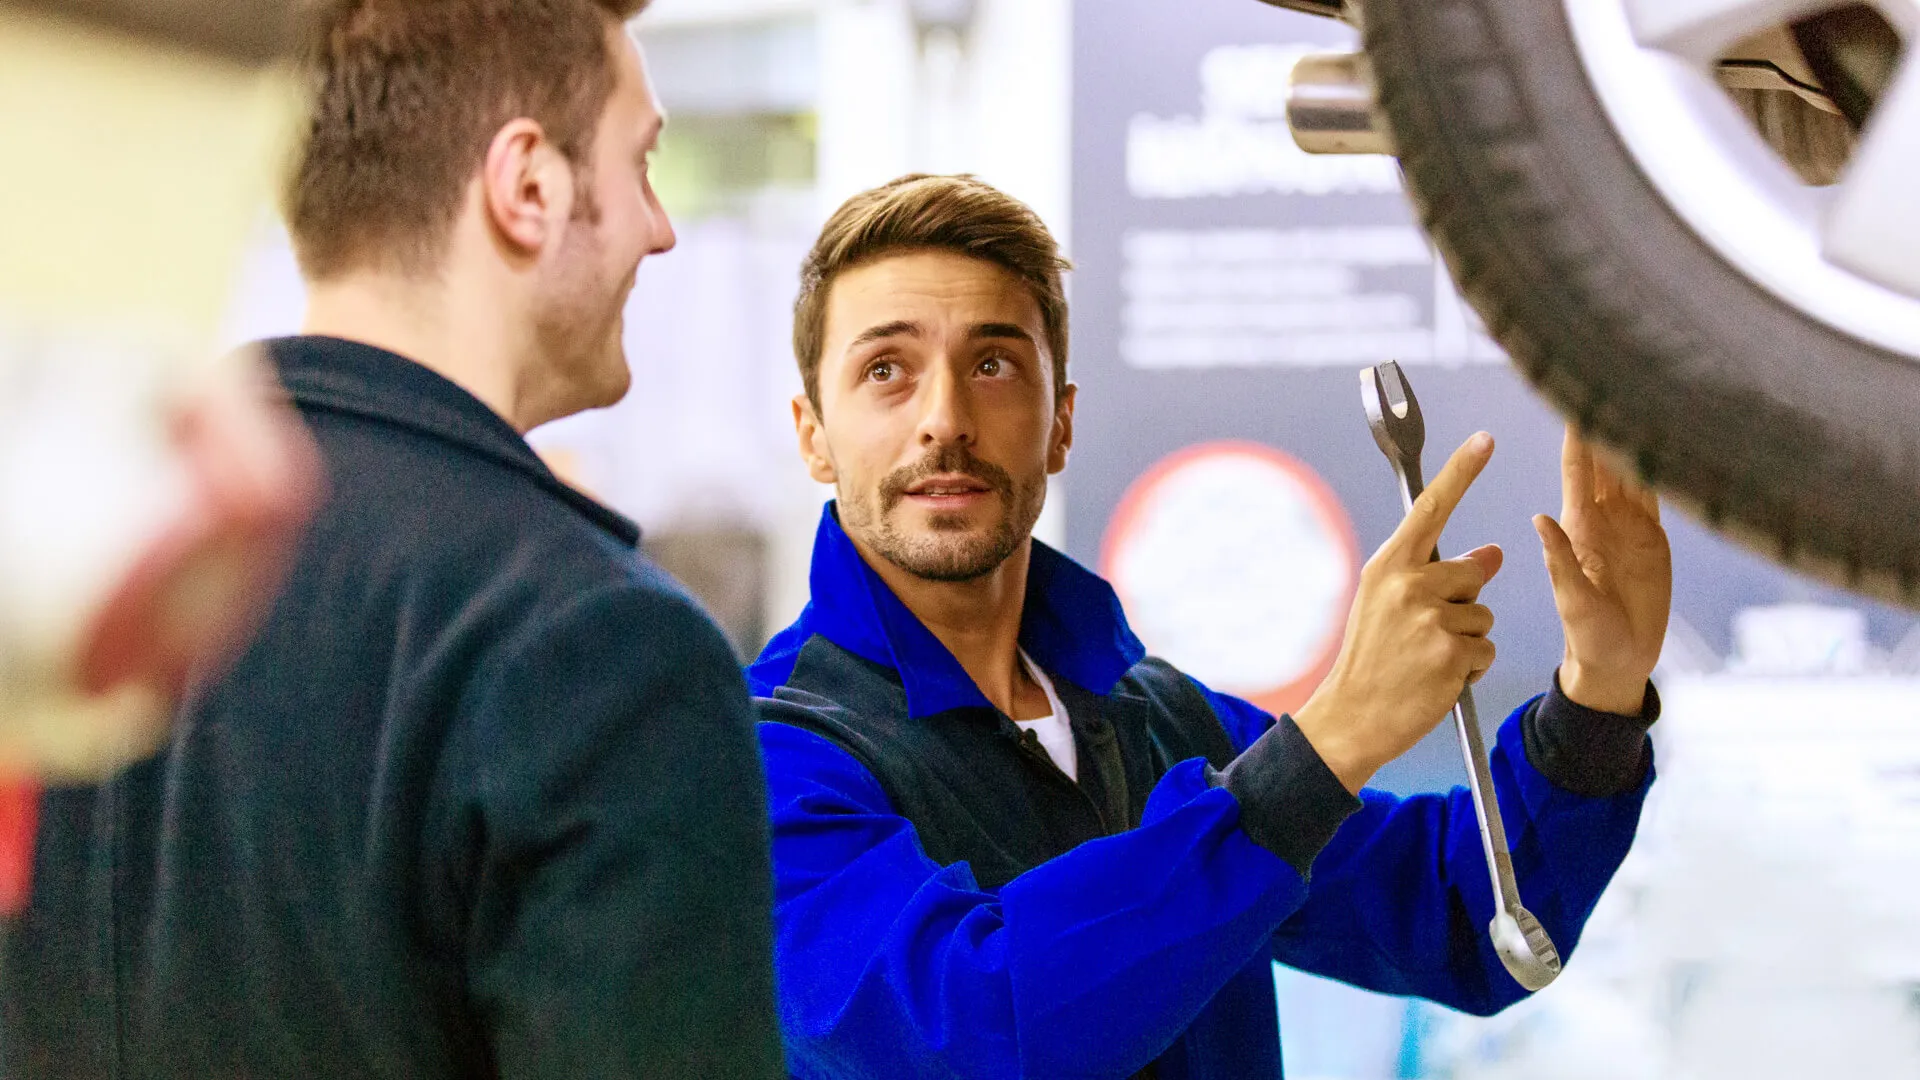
left=643, top=182, right=676, bottom=256
left=651, top=206, right=677, bottom=256
left=916, top=366, right=974, bottom=448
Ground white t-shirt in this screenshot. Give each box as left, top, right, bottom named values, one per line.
left=1015, top=650, right=1077, bottom=782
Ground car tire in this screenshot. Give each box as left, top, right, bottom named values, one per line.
left=1360, top=0, right=1920, bottom=604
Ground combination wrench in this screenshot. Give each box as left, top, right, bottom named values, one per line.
left=1360, top=361, right=1562, bottom=992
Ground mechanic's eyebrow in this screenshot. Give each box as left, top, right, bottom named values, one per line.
left=970, top=323, right=1037, bottom=346
left=849, top=320, right=924, bottom=351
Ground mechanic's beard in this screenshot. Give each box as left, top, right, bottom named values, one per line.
left=845, top=448, right=1047, bottom=583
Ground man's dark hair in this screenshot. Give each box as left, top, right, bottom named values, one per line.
left=794, top=174, right=1074, bottom=412
left=283, top=0, right=650, bottom=280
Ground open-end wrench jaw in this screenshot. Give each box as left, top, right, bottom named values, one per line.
left=1363, top=360, right=1423, bottom=459
left=1361, top=361, right=1426, bottom=507
left=1358, top=360, right=1563, bottom=993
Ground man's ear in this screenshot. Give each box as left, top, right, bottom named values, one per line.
left=1046, top=382, right=1077, bottom=475
left=479, top=118, right=572, bottom=258
left=793, top=395, right=837, bottom=485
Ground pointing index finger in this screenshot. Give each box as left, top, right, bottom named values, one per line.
left=1385, top=432, right=1494, bottom=563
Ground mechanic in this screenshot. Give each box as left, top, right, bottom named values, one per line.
left=750, top=173, right=1673, bottom=1079
left=0, top=2, right=782, bottom=1077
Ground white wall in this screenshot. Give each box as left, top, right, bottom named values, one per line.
left=812, top=0, right=1070, bottom=258
left=644, top=0, right=815, bottom=28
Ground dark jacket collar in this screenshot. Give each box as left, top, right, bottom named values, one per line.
left=266, top=335, right=641, bottom=547
left=749, top=502, right=1146, bottom=718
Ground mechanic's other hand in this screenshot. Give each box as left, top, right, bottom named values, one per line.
left=1294, top=433, right=1501, bottom=794
left=1535, top=428, right=1671, bottom=716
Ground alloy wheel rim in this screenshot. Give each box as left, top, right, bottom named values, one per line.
left=1565, top=0, right=1920, bottom=358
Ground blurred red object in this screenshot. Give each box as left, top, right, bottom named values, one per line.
left=0, top=781, right=35, bottom=916
left=80, top=367, right=322, bottom=699
left=0, top=362, right=320, bottom=912
left=0, top=0, right=318, bottom=915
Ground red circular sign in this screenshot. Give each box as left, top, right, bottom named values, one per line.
left=1101, top=441, right=1358, bottom=718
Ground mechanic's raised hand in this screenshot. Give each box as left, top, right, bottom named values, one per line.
left=1534, top=428, right=1671, bottom=716
left=1293, top=433, right=1501, bottom=794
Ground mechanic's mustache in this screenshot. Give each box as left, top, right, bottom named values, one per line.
left=879, top=449, right=1013, bottom=512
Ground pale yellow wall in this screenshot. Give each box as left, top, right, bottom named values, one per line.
left=0, top=6, right=295, bottom=356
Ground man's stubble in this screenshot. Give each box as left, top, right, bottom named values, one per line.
left=534, top=181, right=634, bottom=410
left=841, top=445, right=1048, bottom=583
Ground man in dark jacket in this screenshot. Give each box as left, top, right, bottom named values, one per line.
left=0, top=2, right=783, bottom=1077
left=752, top=175, right=1673, bottom=1078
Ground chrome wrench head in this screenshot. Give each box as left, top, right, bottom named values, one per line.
left=1361, top=359, right=1424, bottom=467
left=1492, top=909, right=1563, bottom=993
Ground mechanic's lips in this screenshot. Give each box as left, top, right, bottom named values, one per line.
left=902, top=474, right=995, bottom=511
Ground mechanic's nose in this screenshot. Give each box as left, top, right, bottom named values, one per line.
left=916, top=365, right=974, bottom=449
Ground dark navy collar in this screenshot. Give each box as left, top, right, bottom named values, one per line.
left=266, top=335, right=642, bottom=547
left=749, top=503, right=1146, bottom=718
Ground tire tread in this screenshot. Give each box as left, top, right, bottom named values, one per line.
left=1362, top=0, right=1920, bottom=602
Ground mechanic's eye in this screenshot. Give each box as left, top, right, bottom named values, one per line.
left=865, top=361, right=896, bottom=383
left=978, top=356, right=1010, bottom=378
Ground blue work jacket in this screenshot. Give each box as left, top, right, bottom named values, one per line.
left=751, top=504, right=1656, bottom=1080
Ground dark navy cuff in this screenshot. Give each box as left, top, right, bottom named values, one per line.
left=1521, top=671, right=1659, bottom=798
left=1208, top=714, right=1362, bottom=879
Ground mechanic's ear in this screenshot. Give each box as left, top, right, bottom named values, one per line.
left=1047, top=383, right=1077, bottom=475
left=794, top=395, right=837, bottom=485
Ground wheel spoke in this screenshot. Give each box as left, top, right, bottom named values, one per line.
left=1625, top=0, right=1835, bottom=63
left=1824, top=59, right=1920, bottom=299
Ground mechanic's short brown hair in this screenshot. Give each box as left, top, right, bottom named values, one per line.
left=284, top=0, right=650, bottom=280
left=794, top=174, right=1073, bottom=412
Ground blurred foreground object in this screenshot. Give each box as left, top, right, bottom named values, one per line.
left=0, top=3, right=317, bottom=790
left=8, top=0, right=300, bottom=60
